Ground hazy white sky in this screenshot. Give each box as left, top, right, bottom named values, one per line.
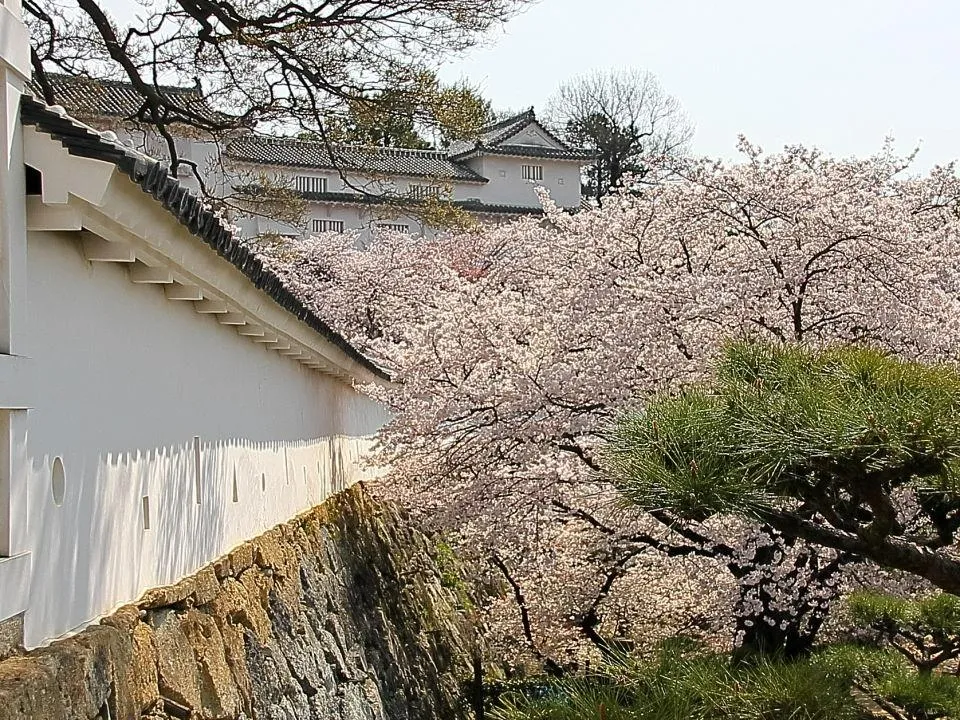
left=438, top=0, right=959, bottom=165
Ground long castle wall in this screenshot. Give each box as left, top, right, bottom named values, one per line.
left=0, top=485, right=481, bottom=720
left=2, top=224, right=386, bottom=649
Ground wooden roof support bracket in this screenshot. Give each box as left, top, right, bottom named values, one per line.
left=164, top=282, right=203, bottom=301
left=128, top=261, right=174, bottom=284
left=81, top=233, right=135, bottom=263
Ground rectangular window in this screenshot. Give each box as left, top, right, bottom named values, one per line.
left=174, top=137, right=193, bottom=161
left=377, top=223, right=410, bottom=233
left=408, top=184, right=443, bottom=199
left=312, top=219, right=344, bottom=233
left=294, top=176, right=327, bottom=194
left=521, top=165, right=544, bottom=181
left=173, top=138, right=193, bottom=177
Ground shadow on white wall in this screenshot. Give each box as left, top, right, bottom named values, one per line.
left=23, top=433, right=375, bottom=648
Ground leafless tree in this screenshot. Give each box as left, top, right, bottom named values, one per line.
left=24, top=0, right=533, bottom=185
left=546, top=68, right=694, bottom=203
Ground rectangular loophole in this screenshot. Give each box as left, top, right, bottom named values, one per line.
left=193, top=435, right=202, bottom=504
left=141, top=495, right=151, bottom=531
left=0, top=411, right=10, bottom=556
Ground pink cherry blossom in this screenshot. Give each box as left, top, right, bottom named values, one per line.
left=257, top=140, right=960, bottom=663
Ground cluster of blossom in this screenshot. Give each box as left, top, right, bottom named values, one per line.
left=259, top=139, right=960, bottom=663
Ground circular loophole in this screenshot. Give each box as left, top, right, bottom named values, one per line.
left=51, top=456, right=66, bottom=507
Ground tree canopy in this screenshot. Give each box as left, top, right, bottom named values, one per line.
left=546, top=69, right=693, bottom=201
left=25, top=0, right=530, bottom=174
left=322, top=78, right=493, bottom=149
left=260, top=139, right=960, bottom=664
left=610, top=341, right=960, bottom=594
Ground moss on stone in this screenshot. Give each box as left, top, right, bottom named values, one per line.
left=0, top=483, right=484, bottom=720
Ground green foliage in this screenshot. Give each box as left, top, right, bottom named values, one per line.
left=608, top=340, right=960, bottom=521
left=322, top=85, right=431, bottom=148
left=877, top=670, right=960, bottom=719
left=489, top=639, right=864, bottom=720
left=849, top=591, right=960, bottom=636
left=847, top=590, right=960, bottom=674
left=848, top=591, right=918, bottom=628
left=490, top=639, right=960, bottom=720
left=811, top=643, right=906, bottom=683
left=435, top=539, right=475, bottom=611
left=324, top=71, right=492, bottom=149
left=820, top=644, right=960, bottom=718
left=430, top=82, right=494, bottom=147
left=607, top=387, right=766, bottom=520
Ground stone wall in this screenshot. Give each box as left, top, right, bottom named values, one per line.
left=0, top=485, right=481, bottom=719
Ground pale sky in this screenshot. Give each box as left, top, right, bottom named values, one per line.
left=95, top=0, right=958, bottom=166
left=438, top=0, right=960, bottom=166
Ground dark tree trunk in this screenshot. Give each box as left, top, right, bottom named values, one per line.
left=729, top=526, right=849, bottom=661
left=471, top=654, right=485, bottom=720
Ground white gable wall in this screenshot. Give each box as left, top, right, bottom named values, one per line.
left=498, top=124, right=566, bottom=149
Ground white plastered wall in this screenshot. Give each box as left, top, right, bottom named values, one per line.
left=250, top=199, right=430, bottom=244
left=13, top=227, right=387, bottom=647
left=463, top=155, right=583, bottom=209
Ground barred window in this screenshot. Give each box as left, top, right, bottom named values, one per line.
left=409, top=184, right=442, bottom=199
left=312, top=218, right=344, bottom=233
left=378, top=223, right=409, bottom=233
left=521, top=165, right=543, bottom=181
left=294, top=176, right=327, bottom=193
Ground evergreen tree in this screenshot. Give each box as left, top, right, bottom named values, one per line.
left=609, top=341, right=960, bottom=594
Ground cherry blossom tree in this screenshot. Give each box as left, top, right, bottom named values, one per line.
left=259, top=139, right=960, bottom=665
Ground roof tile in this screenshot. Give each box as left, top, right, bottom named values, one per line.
left=42, top=73, right=226, bottom=125
left=227, top=135, right=488, bottom=182
left=448, top=108, right=594, bottom=162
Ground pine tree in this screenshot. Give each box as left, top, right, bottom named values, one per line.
left=609, top=340, right=960, bottom=595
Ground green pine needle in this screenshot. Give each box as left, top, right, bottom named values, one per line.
left=607, top=340, right=960, bottom=520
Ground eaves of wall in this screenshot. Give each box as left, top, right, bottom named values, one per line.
left=20, top=104, right=389, bottom=387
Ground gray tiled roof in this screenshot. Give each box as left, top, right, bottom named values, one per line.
left=227, top=136, right=488, bottom=182
left=447, top=108, right=593, bottom=162
left=41, top=73, right=225, bottom=124
left=470, top=145, right=597, bottom=161
left=292, top=189, right=553, bottom=215
left=479, top=108, right=538, bottom=145
left=447, top=110, right=535, bottom=157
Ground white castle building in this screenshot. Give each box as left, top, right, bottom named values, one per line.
left=44, top=74, right=594, bottom=241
